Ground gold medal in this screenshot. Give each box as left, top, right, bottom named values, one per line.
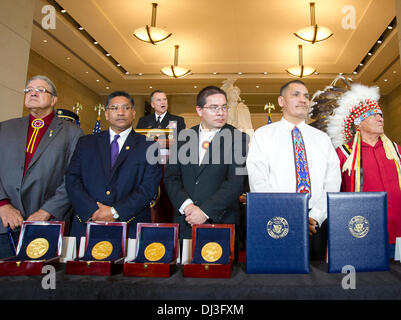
left=91, top=241, right=113, bottom=260
left=201, top=242, right=223, bottom=263
left=26, top=238, right=49, bottom=259
left=144, top=242, right=166, bottom=262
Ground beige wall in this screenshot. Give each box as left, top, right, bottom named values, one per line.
left=0, top=0, right=35, bottom=121
left=382, top=83, right=401, bottom=144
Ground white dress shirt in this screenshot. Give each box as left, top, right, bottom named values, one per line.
left=155, top=111, right=167, bottom=123
left=246, top=117, right=341, bottom=226
left=109, top=127, right=132, bottom=153
left=178, top=124, right=220, bottom=216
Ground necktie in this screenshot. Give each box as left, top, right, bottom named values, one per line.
left=110, top=134, right=120, bottom=168
left=156, top=116, right=161, bottom=128
left=291, top=127, right=311, bottom=194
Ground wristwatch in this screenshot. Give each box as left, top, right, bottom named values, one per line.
left=111, top=207, right=119, bottom=220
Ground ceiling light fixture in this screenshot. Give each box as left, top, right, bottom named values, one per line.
left=133, top=3, right=172, bottom=45
left=294, top=2, right=333, bottom=44
left=161, top=45, right=191, bottom=78
left=286, top=45, right=316, bottom=78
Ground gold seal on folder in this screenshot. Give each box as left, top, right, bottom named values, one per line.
left=201, top=242, right=222, bottom=263
left=91, top=241, right=113, bottom=260
left=144, top=242, right=166, bottom=262
left=26, top=238, right=49, bottom=259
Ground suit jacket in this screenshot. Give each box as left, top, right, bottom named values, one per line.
left=136, top=112, right=186, bottom=133
left=163, top=124, right=249, bottom=238
left=66, top=129, right=162, bottom=238
left=0, top=114, right=83, bottom=234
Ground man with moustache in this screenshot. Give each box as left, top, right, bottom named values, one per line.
left=246, top=80, right=341, bottom=260
left=164, top=86, right=248, bottom=241
left=0, top=75, right=83, bottom=258
left=66, top=91, right=162, bottom=241
left=136, top=90, right=186, bottom=133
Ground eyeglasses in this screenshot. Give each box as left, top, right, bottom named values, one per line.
left=203, top=105, right=230, bottom=113
left=23, top=87, right=53, bottom=95
left=106, top=104, right=133, bottom=112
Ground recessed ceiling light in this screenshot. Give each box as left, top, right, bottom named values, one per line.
left=116, top=64, right=121, bottom=67
left=85, top=71, right=89, bottom=74
left=106, top=86, right=110, bottom=90
left=43, top=39, right=48, bottom=43
left=78, top=26, right=84, bottom=30
left=368, top=52, right=373, bottom=56
left=96, top=79, right=100, bottom=82
left=105, top=53, right=110, bottom=57
left=359, top=63, right=363, bottom=66
left=194, top=85, right=197, bottom=88
left=149, top=86, right=153, bottom=89
left=93, top=41, right=98, bottom=45
left=263, top=72, right=268, bottom=75
left=353, top=71, right=357, bottom=74
left=388, top=26, right=393, bottom=30
left=213, top=72, right=217, bottom=75
left=384, top=79, right=388, bottom=82
left=393, top=70, right=397, bottom=74
left=138, top=73, right=143, bottom=76
left=256, top=85, right=259, bottom=88
left=377, top=40, right=382, bottom=44
left=61, top=9, right=67, bottom=13
left=238, top=72, right=242, bottom=75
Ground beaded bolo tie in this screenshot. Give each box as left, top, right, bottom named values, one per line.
left=26, top=118, right=45, bottom=154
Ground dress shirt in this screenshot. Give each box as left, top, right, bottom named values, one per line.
left=109, top=127, right=132, bottom=153
left=246, top=117, right=341, bottom=226
left=178, top=124, right=220, bottom=216
left=155, top=111, right=167, bottom=124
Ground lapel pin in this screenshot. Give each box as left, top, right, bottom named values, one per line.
left=125, top=146, right=130, bottom=150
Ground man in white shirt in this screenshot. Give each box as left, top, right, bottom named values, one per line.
left=164, top=86, right=248, bottom=240
left=66, top=91, right=162, bottom=240
left=246, top=80, right=341, bottom=259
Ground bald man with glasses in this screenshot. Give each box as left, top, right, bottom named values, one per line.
left=0, top=75, right=83, bottom=258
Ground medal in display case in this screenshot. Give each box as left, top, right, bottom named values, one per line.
left=0, top=221, right=65, bottom=276
left=123, top=223, right=179, bottom=277
left=183, top=224, right=235, bottom=278
left=66, top=221, right=127, bottom=276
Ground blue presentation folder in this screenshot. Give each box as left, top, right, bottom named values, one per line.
left=327, top=192, right=389, bottom=273
left=246, top=193, right=310, bottom=274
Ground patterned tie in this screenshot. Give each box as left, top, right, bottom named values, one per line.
left=291, top=126, right=311, bottom=194
left=110, top=134, right=120, bottom=168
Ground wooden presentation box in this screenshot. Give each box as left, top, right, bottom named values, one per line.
left=123, top=223, right=179, bottom=277
left=65, top=222, right=127, bottom=276
left=0, top=221, right=65, bottom=276
left=183, top=224, right=235, bottom=279
left=135, top=129, right=174, bottom=149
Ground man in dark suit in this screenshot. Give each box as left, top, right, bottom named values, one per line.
left=66, top=91, right=162, bottom=241
left=136, top=90, right=186, bottom=133
left=0, top=75, right=83, bottom=258
left=163, top=86, right=248, bottom=240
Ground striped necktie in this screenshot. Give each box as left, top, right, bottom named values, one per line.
left=291, top=126, right=311, bottom=194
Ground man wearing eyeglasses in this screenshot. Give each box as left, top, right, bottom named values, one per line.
left=136, top=90, right=186, bottom=133
left=66, top=91, right=162, bottom=241
left=164, top=86, right=248, bottom=242
left=0, top=75, right=83, bottom=258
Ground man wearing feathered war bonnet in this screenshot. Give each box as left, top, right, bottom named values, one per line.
left=325, top=83, right=401, bottom=257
